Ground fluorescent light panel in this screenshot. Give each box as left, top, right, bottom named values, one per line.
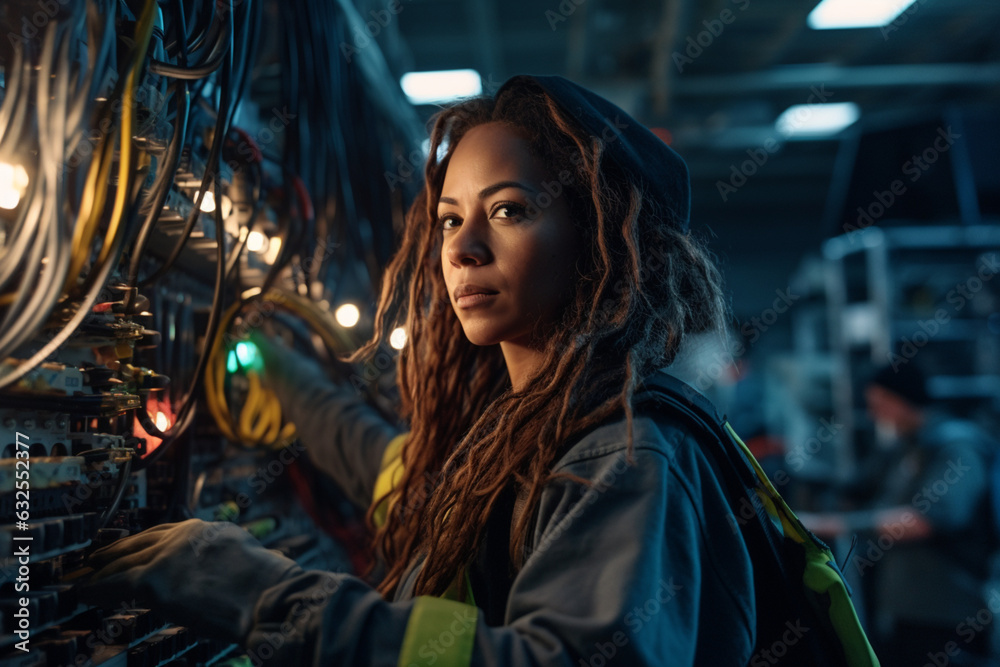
left=400, top=69, right=482, bottom=105
left=807, top=0, right=919, bottom=29
left=776, top=102, right=860, bottom=137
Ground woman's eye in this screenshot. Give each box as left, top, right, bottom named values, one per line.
left=492, top=202, right=526, bottom=220
left=439, top=215, right=460, bottom=230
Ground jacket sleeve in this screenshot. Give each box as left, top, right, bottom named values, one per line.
left=262, top=343, right=404, bottom=510
left=244, top=430, right=755, bottom=666
left=915, top=437, right=987, bottom=530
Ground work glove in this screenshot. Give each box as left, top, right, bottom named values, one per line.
left=77, top=519, right=303, bottom=644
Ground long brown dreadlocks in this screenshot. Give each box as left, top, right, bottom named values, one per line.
left=348, top=77, right=727, bottom=598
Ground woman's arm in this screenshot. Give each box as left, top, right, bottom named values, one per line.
left=246, top=435, right=756, bottom=665
left=80, top=426, right=754, bottom=665
left=253, top=334, right=404, bottom=510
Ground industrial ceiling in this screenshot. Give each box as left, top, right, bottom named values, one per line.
left=371, top=0, right=1000, bottom=318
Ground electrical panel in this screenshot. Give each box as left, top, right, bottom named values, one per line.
left=0, top=0, right=421, bottom=664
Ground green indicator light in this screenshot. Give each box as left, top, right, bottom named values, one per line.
left=235, top=341, right=262, bottom=370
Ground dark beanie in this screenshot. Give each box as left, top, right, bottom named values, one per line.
left=497, top=74, right=691, bottom=232
left=869, top=362, right=930, bottom=407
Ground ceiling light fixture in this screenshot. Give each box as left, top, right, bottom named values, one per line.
left=807, top=0, right=919, bottom=29
left=776, top=102, right=860, bottom=138
left=400, top=69, right=482, bottom=105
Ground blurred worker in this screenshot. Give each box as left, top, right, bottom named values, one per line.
left=805, top=361, right=998, bottom=667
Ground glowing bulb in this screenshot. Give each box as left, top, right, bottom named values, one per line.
left=155, top=411, right=170, bottom=431
left=246, top=230, right=268, bottom=252
left=390, top=327, right=407, bottom=350
left=0, top=162, right=29, bottom=210
left=264, top=236, right=282, bottom=264
left=199, top=190, right=216, bottom=212
left=198, top=189, right=234, bottom=218
left=335, top=303, right=360, bottom=328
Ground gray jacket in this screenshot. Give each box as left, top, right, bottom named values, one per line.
left=250, top=357, right=755, bottom=665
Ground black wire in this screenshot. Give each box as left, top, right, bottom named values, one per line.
left=125, top=82, right=190, bottom=307
left=229, top=0, right=256, bottom=113
left=148, top=15, right=229, bottom=80
left=152, top=0, right=230, bottom=79
left=134, top=33, right=233, bottom=472
left=134, top=390, right=188, bottom=441
left=137, top=0, right=234, bottom=288
left=224, top=199, right=262, bottom=282
left=147, top=49, right=226, bottom=80
left=97, top=454, right=134, bottom=530
left=167, top=432, right=194, bottom=521
left=173, top=0, right=190, bottom=64
left=175, top=0, right=221, bottom=63
left=259, top=201, right=296, bottom=296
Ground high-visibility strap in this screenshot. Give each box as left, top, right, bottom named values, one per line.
left=373, top=432, right=408, bottom=528
left=374, top=433, right=480, bottom=666
left=724, top=422, right=880, bottom=667
left=397, top=596, right=479, bottom=667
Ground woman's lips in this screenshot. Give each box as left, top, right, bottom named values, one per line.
left=453, top=283, right=499, bottom=308
left=456, top=292, right=498, bottom=308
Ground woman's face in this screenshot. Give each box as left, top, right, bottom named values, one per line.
left=438, top=122, right=580, bottom=349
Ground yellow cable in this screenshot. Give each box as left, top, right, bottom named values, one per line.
left=204, top=289, right=370, bottom=450
left=64, top=0, right=156, bottom=295
left=96, top=0, right=157, bottom=270
left=205, top=297, right=299, bottom=449
left=66, top=134, right=113, bottom=289
left=239, top=371, right=266, bottom=442
left=205, top=302, right=241, bottom=442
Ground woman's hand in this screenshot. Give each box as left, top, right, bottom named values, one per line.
left=77, top=519, right=303, bottom=644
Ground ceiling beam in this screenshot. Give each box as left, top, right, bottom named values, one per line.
left=468, top=0, right=504, bottom=79
left=672, top=62, right=1000, bottom=96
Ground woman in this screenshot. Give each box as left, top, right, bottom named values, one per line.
left=81, top=75, right=759, bottom=665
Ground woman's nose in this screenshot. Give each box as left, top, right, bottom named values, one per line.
left=445, top=217, right=491, bottom=267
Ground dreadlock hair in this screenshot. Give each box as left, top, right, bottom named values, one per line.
left=347, top=77, right=727, bottom=599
